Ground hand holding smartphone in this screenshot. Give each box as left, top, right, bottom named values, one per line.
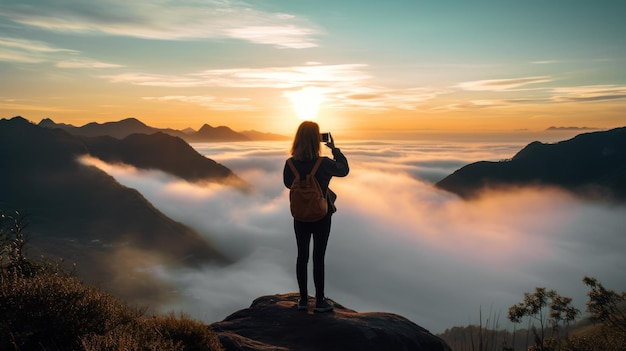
left=320, top=132, right=335, bottom=149
left=320, top=132, right=330, bottom=143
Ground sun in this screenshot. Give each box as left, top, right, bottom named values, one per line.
left=285, top=87, right=324, bottom=120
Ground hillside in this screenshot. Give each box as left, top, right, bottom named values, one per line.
left=0, top=116, right=230, bottom=304
left=81, top=132, right=245, bottom=185
left=39, top=117, right=288, bottom=141
left=435, top=126, right=626, bottom=202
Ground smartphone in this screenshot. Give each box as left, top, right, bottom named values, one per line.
left=320, top=132, right=330, bottom=143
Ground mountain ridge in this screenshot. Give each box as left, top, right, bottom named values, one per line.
left=80, top=132, right=246, bottom=186
left=0, top=116, right=231, bottom=306
left=435, top=126, right=626, bottom=202
left=38, top=117, right=290, bottom=141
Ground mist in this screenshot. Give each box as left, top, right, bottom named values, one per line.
left=84, top=139, right=626, bottom=333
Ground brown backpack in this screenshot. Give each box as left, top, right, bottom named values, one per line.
left=287, top=158, right=328, bottom=222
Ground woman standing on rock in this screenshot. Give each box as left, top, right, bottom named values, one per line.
left=283, top=121, right=349, bottom=312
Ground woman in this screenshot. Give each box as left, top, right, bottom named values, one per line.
left=283, top=121, right=349, bottom=312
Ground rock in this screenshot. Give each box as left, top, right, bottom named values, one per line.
left=211, top=293, right=451, bottom=351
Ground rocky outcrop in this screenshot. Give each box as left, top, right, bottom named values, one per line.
left=211, top=294, right=451, bottom=351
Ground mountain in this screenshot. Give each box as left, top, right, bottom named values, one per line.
left=435, top=126, right=626, bottom=202
left=39, top=117, right=289, bottom=141
left=0, top=116, right=230, bottom=304
left=39, top=117, right=161, bottom=139
left=81, top=132, right=245, bottom=185
left=185, top=123, right=249, bottom=142
left=211, top=294, right=452, bottom=351
left=240, top=129, right=291, bottom=141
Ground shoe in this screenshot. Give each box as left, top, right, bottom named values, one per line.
left=297, top=298, right=308, bottom=310
left=314, top=299, right=334, bottom=312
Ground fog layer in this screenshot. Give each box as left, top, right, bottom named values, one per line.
left=85, top=140, right=626, bottom=333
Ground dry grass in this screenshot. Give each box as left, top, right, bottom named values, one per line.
left=1, top=210, right=223, bottom=351
left=0, top=267, right=223, bottom=351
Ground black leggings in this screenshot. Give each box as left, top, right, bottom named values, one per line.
left=294, top=214, right=331, bottom=301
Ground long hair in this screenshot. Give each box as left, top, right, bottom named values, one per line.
left=290, top=121, right=321, bottom=161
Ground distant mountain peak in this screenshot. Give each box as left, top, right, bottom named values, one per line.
left=36, top=117, right=284, bottom=141
left=117, top=117, right=147, bottom=126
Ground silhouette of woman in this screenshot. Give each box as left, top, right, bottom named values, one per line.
left=283, top=121, right=349, bottom=312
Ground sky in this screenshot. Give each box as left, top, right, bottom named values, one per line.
left=1, top=0, right=626, bottom=138
left=82, top=140, right=626, bottom=334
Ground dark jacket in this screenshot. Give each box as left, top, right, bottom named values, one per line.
left=283, top=147, right=349, bottom=214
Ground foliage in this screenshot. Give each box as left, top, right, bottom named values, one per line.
left=0, top=210, right=34, bottom=277
left=507, top=287, right=580, bottom=349
left=441, top=279, right=626, bottom=351
left=0, top=209, right=224, bottom=351
left=583, top=276, right=626, bottom=335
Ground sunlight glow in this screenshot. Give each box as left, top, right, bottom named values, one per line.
left=285, top=87, right=324, bottom=120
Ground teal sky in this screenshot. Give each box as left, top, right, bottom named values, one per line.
left=1, top=0, right=625, bottom=135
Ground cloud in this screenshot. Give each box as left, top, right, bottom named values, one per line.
left=143, top=95, right=257, bottom=111
left=550, top=85, right=626, bottom=103
left=530, top=60, right=560, bottom=65
left=457, top=76, right=552, bottom=91
left=335, top=87, right=451, bottom=111
left=85, top=140, right=626, bottom=333
left=56, top=59, right=123, bottom=69
left=223, top=25, right=318, bottom=49
left=0, top=36, right=77, bottom=63
left=101, top=63, right=370, bottom=89
left=0, top=98, right=79, bottom=112
left=0, top=0, right=320, bottom=49
left=103, top=63, right=450, bottom=111
left=545, top=126, right=598, bottom=131
left=0, top=36, right=121, bottom=68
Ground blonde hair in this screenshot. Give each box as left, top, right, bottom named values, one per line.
left=290, top=121, right=321, bottom=161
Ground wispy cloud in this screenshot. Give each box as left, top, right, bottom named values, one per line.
left=530, top=60, right=560, bottom=65
left=192, top=63, right=372, bottom=89
left=103, top=63, right=449, bottom=111
left=56, top=59, right=123, bottom=69
left=0, top=0, right=320, bottom=49
left=143, top=95, right=257, bottom=111
left=0, top=36, right=121, bottom=68
left=333, top=87, right=450, bottom=111
left=0, top=37, right=76, bottom=63
left=550, top=85, right=626, bottom=103
left=458, top=76, right=553, bottom=91
left=0, top=98, right=78, bottom=113
left=102, top=63, right=370, bottom=89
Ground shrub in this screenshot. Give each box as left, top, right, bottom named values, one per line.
left=0, top=210, right=223, bottom=350
left=82, top=313, right=223, bottom=351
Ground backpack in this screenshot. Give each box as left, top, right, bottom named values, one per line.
left=287, top=158, right=328, bottom=222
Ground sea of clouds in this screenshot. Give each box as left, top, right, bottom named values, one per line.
left=86, top=138, right=626, bottom=333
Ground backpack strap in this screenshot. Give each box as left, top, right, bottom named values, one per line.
left=286, top=159, right=301, bottom=182
left=309, top=157, right=323, bottom=176
left=288, top=157, right=323, bottom=181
